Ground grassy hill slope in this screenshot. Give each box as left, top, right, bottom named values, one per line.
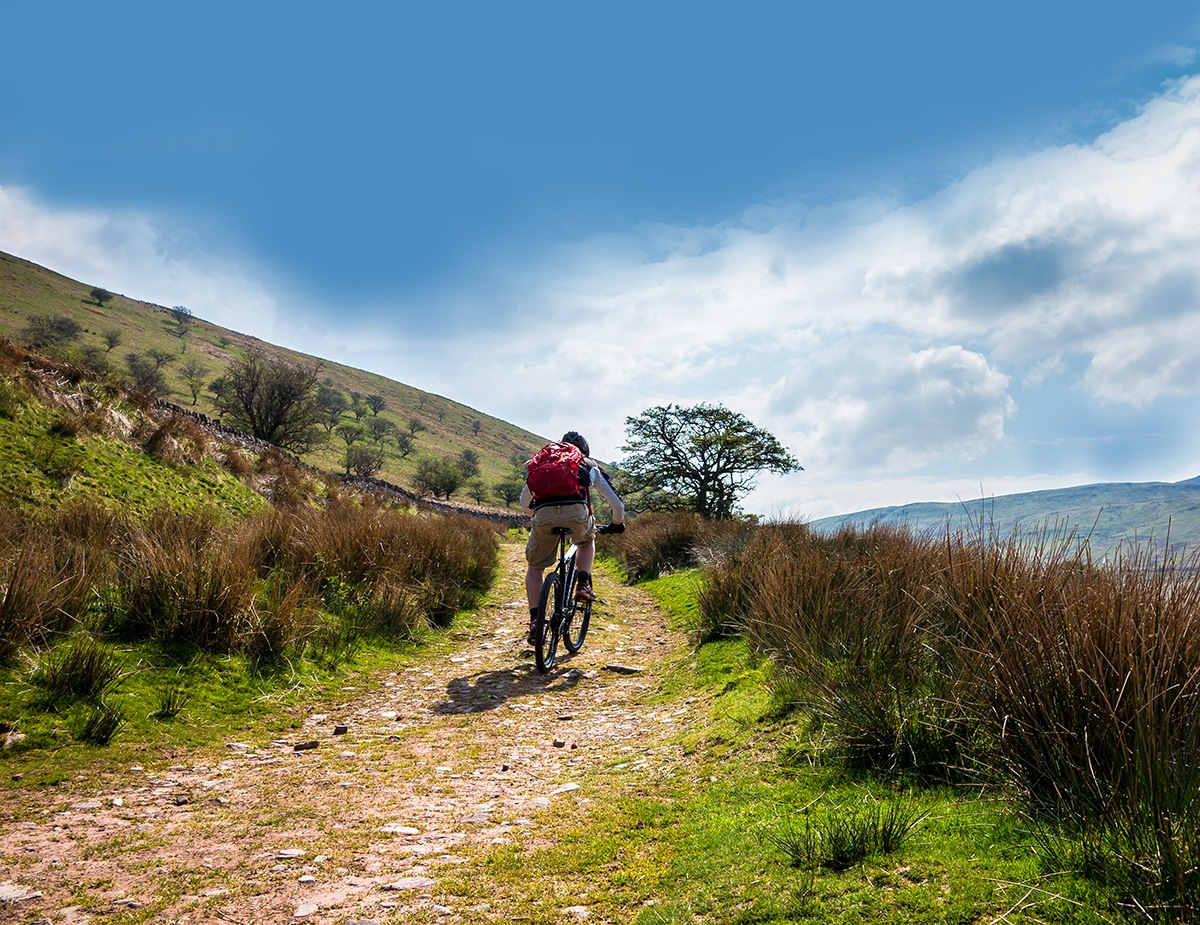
left=0, top=249, right=545, bottom=501
left=811, top=476, right=1200, bottom=556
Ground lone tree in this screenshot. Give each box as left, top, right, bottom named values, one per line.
left=22, top=314, right=82, bottom=349
left=412, top=456, right=464, bottom=499
left=209, top=350, right=325, bottom=454
left=125, top=352, right=168, bottom=394
left=90, top=287, right=112, bottom=306
left=179, top=358, right=209, bottom=405
left=621, top=403, right=802, bottom=520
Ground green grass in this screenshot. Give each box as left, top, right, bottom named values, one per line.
left=0, top=385, right=266, bottom=516
left=0, top=628, right=438, bottom=790
left=434, top=625, right=1109, bottom=925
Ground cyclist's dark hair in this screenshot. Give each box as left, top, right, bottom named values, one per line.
left=561, top=431, right=590, bottom=456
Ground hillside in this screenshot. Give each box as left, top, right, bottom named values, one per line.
left=0, top=249, right=546, bottom=502
left=811, top=476, right=1200, bottom=557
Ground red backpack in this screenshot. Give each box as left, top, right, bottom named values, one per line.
left=526, top=442, right=585, bottom=500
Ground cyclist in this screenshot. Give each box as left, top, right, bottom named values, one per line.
left=521, top=431, right=625, bottom=646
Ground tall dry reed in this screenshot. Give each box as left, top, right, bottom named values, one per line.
left=699, top=515, right=1200, bottom=917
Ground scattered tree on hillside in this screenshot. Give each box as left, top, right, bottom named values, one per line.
left=406, top=417, right=427, bottom=437
left=179, top=359, right=209, bottom=405
left=147, top=347, right=177, bottom=371
left=208, top=350, right=325, bottom=454
left=22, top=315, right=82, bottom=349
left=335, top=422, right=364, bottom=449
left=345, top=444, right=385, bottom=478
left=102, top=328, right=123, bottom=353
left=466, top=478, right=490, bottom=504
left=393, top=431, right=415, bottom=458
left=349, top=392, right=369, bottom=421
left=125, top=352, right=168, bottom=394
left=367, top=417, right=396, bottom=445
left=169, top=305, right=194, bottom=325
left=494, top=452, right=529, bottom=507
left=494, top=473, right=525, bottom=507
left=366, top=394, right=386, bottom=416
left=471, top=419, right=482, bottom=436
left=90, top=287, right=112, bottom=306
left=316, top=383, right=350, bottom=432
left=621, top=403, right=802, bottom=520
left=412, top=456, right=464, bottom=500
left=458, top=449, right=480, bottom=479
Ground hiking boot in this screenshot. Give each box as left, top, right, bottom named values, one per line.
left=527, top=622, right=539, bottom=647
left=575, top=576, right=597, bottom=603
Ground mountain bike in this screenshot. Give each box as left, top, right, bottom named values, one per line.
left=534, top=524, right=618, bottom=673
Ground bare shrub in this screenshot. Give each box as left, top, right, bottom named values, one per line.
left=143, top=415, right=210, bottom=465
left=256, top=448, right=317, bottom=508
left=219, top=444, right=254, bottom=478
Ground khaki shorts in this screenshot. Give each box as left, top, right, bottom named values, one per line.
left=525, top=503, right=595, bottom=571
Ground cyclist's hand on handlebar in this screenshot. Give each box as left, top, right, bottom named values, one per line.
left=597, top=523, right=625, bottom=535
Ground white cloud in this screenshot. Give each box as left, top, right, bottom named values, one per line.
left=0, top=185, right=281, bottom=337
left=8, top=75, right=1200, bottom=516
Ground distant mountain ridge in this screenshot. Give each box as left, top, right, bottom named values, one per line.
left=810, top=476, right=1200, bottom=556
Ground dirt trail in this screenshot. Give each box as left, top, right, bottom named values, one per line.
left=1, top=542, right=705, bottom=923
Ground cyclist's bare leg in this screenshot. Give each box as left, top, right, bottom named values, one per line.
left=525, top=566, right=545, bottom=610
left=575, top=539, right=595, bottom=575
left=574, top=539, right=598, bottom=600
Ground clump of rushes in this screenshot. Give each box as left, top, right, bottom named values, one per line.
left=30, top=634, right=124, bottom=709
left=74, top=700, right=125, bottom=745
left=700, top=514, right=1200, bottom=919
left=599, top=511, right=753, bottom=582
left=152, top=683, right=190, bottom=720
left=770, top=794, right=926, bottom=871
left=5, top=497, right=498, bottom=666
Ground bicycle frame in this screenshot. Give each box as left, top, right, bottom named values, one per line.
left=534, top=527, right=592, bottom=673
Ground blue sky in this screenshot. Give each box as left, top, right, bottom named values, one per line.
left=3, top=2, right=1200, bottom=518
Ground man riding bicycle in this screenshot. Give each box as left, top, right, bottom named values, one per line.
left=521, top=431, right=625, bottom=646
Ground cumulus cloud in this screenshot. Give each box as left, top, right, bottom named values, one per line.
left=8, top=74, right=1200, bottom=515
left=446, top=75, right=1200, bottom=485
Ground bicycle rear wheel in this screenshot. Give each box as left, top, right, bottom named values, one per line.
left=562, top=598, right=591, bottom=653
left=535, top=574, right=561, bottom=673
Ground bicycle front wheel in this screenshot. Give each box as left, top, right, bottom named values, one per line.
left=535, top=574, right=561, bottom=673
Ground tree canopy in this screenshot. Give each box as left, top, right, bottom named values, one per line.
left=209, top=350, right=325, bottom=454
left=621, top=403, right=801, bottom=519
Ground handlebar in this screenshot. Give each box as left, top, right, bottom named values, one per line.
left=597, top=523, right=625, bottom=535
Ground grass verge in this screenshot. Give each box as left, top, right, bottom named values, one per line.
left=438, top=570, right=1121, bottom=925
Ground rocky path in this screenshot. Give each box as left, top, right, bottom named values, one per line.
left=1, top=542, right=706, bottom=924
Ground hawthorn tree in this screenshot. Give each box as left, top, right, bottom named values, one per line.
left=412, top=456, right=464, bottom=499
left=621, top=403, right=802, bottom=520
left=179, top=359, right=209, bottom=405
left=209, top=350, right=325, bottom=454
left=22, top=315, right=82, bottom=349
left=125, top=352, right=168, bottom=393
